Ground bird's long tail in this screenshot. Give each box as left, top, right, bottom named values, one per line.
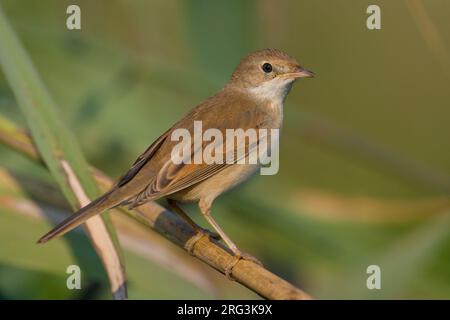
left=37, top=189, right=120, bottom=244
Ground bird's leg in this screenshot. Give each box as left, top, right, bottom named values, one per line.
left=167, top=199, right=219, bottom=254
left=198, top=199, right=262, bottom=280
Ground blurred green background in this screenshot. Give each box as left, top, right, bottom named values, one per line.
left=0, top=0, right=449, bottom=299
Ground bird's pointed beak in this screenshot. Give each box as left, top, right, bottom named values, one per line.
left=290, top=67, right=315, bottom=78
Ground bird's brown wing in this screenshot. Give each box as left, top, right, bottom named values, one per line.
left=127, top=162, right=228, bottom=207
left=121, top=91, right=271, bottom=207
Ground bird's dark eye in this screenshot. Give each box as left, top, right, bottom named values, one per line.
left=262, top=63, right=272, bottom=73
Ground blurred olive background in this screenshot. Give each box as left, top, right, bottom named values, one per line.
left=0, top=0, right=449, bottom=299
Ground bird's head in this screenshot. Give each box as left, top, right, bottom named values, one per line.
left=229, top=48, right=314, bottom=102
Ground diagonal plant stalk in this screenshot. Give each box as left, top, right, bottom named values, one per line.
left=0, top=167, right=219, bottom=296
left=0, top=5, right=126, bottom=299
left=0, top=113, right=312, bottom=300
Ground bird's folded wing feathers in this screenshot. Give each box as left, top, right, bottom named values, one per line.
left=119, top=94, right=271, bottom=207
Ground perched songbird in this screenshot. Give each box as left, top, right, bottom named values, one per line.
left=38, top=48, right=314, bottom=276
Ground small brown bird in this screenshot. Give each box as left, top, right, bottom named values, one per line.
left=38, top=48, right=313, bottom=275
